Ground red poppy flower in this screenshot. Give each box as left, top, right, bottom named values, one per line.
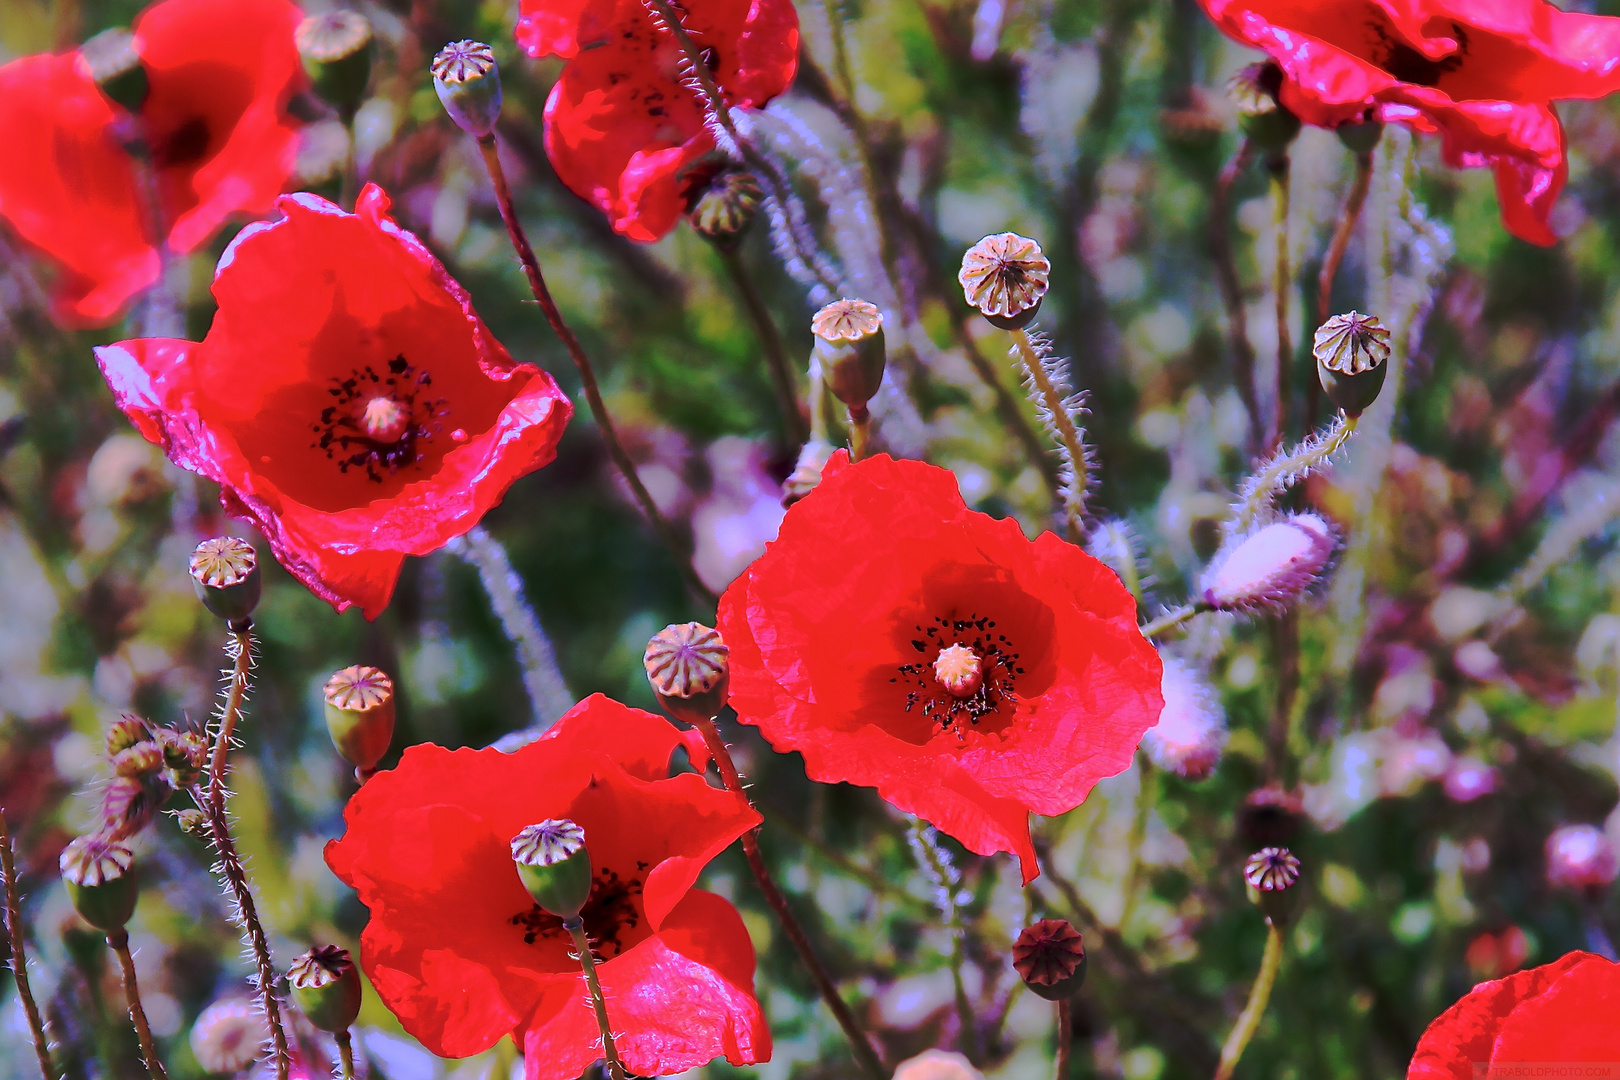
left=94, top=185, right=572, bottom=619
left=717, top=453, right=1163, bottom=883
left=1197, top=0, right=1620, bottom=245
left=0, top=0, right=304, bottom=325
left=1408, top=951, right=1620, bottom=1078
left=324, top=694, right=770, bottom=1079
left=517, top=0, right=799, bottom=241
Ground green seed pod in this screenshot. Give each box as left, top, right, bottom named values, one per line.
left=511, top=819, right=593, bottom=919
left=189, top=537, right=261, bottom=625
left=1012, top=919, right=1088, bottom=1001
left=288, top=945, right=363, bottom=1033
left=60, top=837, right=138, bottom=932
left=1337, top=117, right=1384, bottom=156
left=644, top=622, right=730, bottom=726
left=811, top=299, right=887, bottom=419
left=323, top=665, right=396, bottom=776
left=296, top=12, right=374, bottom=118
left=959, top=232, right=1050, bottom=331
left=1314, top=311, right=1392, bottom=418
left=432, top=41, right=502, bottom=139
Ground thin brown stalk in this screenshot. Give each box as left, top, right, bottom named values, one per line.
left=848, top=407, right=873, bottom=461
left=1211, top=140, right=1262, bottom=452
left=689, top=715, right=887, bottom=1080
left=1308, top=151, right=1375, bottom=428
left=1053, top=998, right=1073, bottom=1080
left=716, top=246, right=807, bottom=444
left=0, top=815, right=56, bottom=1080
left=207, top=622, right=252, bottom=814
left=107, top=930, right=168, bottom=1080
left=564, top=918, right=628, bottom=1080
left=475, top=135, right=717, bottom=607
left=1268, top=157, right=1292, bottom=453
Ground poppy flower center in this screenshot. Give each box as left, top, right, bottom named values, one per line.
left=1368, top=20, right=1467, bottom=89
left=310, top=355, right=446, bottom=483
left=509, top=863, right=648, bottom=958
left=894, top=613, right=1025, bottom=736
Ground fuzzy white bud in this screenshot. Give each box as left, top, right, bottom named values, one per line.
left=1141, top=655, right=1227, bottom=780
left=1546, top=823, right=1618, bottom=891
left=1202, top=513, right=1337, bottom=612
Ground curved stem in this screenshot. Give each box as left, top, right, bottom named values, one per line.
left=1053, top=998, right=1072, bottom=1080
left=688, top=715, right=887, bottom=1080
left=1214, top=922, right=1284, bottom=1080
left=564, top=917, right=628, bottom=1080
left=1308, top=151, right=1374, bottom=429
left=1141, top=603, right=1211, bottom=640
left=1009, top=327, right=1090, bottom=543
left=207, top=622, right=253, bottom=814
left=336, top=1029, right=356, bottom=1080
left=107, top=931, right=168, bottom=1080
left=1267, top=157, right=1292, bottom=453
left=1211, top=140, right=1262, bottom=452
left=475, top=135, right=717, bottom=608
left=0, top=815, right=56, bottom=1080
left=716, top=245, right=807, bottom=444
left=1231, top=413, right=1359, bottom=535
left=955, top=323, right=1062, bottom=498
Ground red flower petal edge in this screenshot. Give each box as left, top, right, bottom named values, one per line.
left=324, top=694, right=770, bottom=1080
left=95, top=184, right=572, bottom=619
left=1408, top=951, right=1620, bottom=1078
left=719, top=453, right=1164, bottom=883
left=1197, top=0, right=1620, bottom=245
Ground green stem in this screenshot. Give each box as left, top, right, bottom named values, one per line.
left=849, top=406, right=872, bottom=461
left=107, top=931, right=168, bottom=1080
left=1267, top=157, right=1292, bottom=453
left=1307, top=150, right=1374, bottom=429
left=1141, top=603, right=1211, bottom=640
left=717, top=245, right=806, bottom=444
left=564, top=918, right=627, bottom=1080
left=1009, top=327, right=1090, bottom=543
left=336, top=1029, right=356, bottom=1080
left=0, top=815, right=56, bottom=1080
left=1211, top=139, right=1262, bottom=452
left=1214, top=923, right=1284, bottom=1080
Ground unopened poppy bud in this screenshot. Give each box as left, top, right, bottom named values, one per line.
left=1314, top=311, right=1391, bottom=418
left=782, top=440, right=836, bottom=506
left=105, top=715, right=154, bottom=757
left=511, top=819, right=592, bottom=918
left=189, top=997, right=268, bottom=1074
left=1244, top=846, right=1302, bottom=926
left=1202, top=513, right=1337, bottom=613
left=288, top=944, right=363, bottom=1033
left=112, top=741, right=164, bottom=779
left=811, top=300, right=887, bottom=419
left=1011, top=918, right=1087, bottom=1001
left=156, top=728, right=209, bottom=788
left=689, top=171, right=762, bottom=251
left=323, top=665, right=395, bottom=776
left=958, top=232, right=1050, bottom=330
left=1337, top=116, right=1384, bottom=155
left=189, top=537, right=261, bottom=625
left=1141, top=655, right=1227, bottom=780
left=1545, top=824, right=1618, bottom=892
left=76, top=28, right=148, bottom=113
left=296, top=11, right=374, bottom=117
left=644, top=622, right=730, bottom=725
left=60, top=836, right=138, bottom=932
left=1228, top=62, right=1300, bottom=156
left=172, top=808, right=208, bottom=837
left=893, top=1050, right=985, bottom=1080
left=432, top=40, right=502, bottom=139
left=99, top=775, right=168, bottom=841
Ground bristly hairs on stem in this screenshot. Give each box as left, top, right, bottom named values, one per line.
left=1227, top=412, right=1358, bottom=538
left=1009, top=327, right=1095, bottom=543
left=1, top=814, right=58, bottom=1080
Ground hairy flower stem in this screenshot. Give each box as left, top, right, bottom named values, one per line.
left=955, top=325, right=1062, bottom=498
left=907, top=820, right=978, bottom=1063
left=1010, top=327, right=1090, bottom=543
left=563, top=917, right=628, bottom=1080
left=107, top=930, right=168, bottom=1080
left=1211, top=139, right=1262, bottom=452
left=475, top=135, right=717, bottom=608
left=1214, top=922, right=1283, bottom=1080
left=688, top=715, right=888, bottom=1080
left=336, top=1030, right=357, bottom=1080
left=1118, top=758, right=1155, bottom=932
left=1053, top=998, right=1072, bottom=1080
left=1141, top=602, right=1213, bottom=640
left=1267, top=157, right=1292, bottom=453
left=716, top=246, right=807, bottom=444
left=1231, top=413, right=1359, bottom=534
left=0, top=815, right=56, bottom=1080
left=208, top=622, right=253, bottom=813
left=1308, top=150, right=1375, bottom=429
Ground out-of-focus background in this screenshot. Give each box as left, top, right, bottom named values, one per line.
left=5, top=0, right=1620, bottom=1076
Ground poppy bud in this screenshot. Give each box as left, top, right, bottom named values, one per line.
left=172, top=808, right=208, bottom=837
left=1141, top=655, right=1227, bottom=780
left=643, top=622, right=730, bottom=725
left=811, top=300, right=887, bottom=420
left=296, top=11, right=374, bottom=117
left=189, top=997, right=268, bottom=1074
left=958, top=232, right=1050, bottom=331
left=1313, top=311, right=1391, bottom=418
left=60, top=836, right=138, bottom=932
left=288, top=944, right=363, bottom=1033
left=105, top=715, right=153, bottom=757
left=1201, top=513, right=1337, bottom=613
left=782, top=440, right=836, bottom=506
left=432, top=40, right=502, bottom=139
left=511, top=819, right=592, bottom=918
left=323, top=665, right=396, bottom=777
left=1545, top=824, right=1618, bottom=893
left=1011, top=918, right=1087, bottom=1001
left=156, top=728, right=209, bottom=788
left=1244, top=846, right=1302, bottom=926
left=1337, top=116, right=1384, bottom=155
left=1228, top=62, right=1300, bottom=157
left=111, top=741, right=164, bottom=779
left=76, top=28, right=148, bottom=114
left=689, top=171, right=762, bottom=252
left=189, top=537, right=261, bottom=625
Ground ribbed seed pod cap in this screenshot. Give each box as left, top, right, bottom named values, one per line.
left=189, top=537, right=261, bottom=624
left=811, top=299, right=887, bottom=418
left=511, top=819, right=593, bottom=918
left=1244, top=846, right=1303, bottom=925
left=689, top=172, right=762, bottom=251
left=432, top=40, right=502, bottom=138
left=296, top=11, right=374, bottom=115
left=1314, top=311, right=1391, bottom=417
left=76, top=28, right=148, bottom=113
left=958, top=232, right=1049, bottom=330
left=288, top=945, right=363, bottom=1032
left=60, top=836, right=138, bottom=931
left=644, top=622, right=730, bottom=725
left=1012, top=918, right=1087, bottom=1000
left=323, top=665, right=396, bottom=775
